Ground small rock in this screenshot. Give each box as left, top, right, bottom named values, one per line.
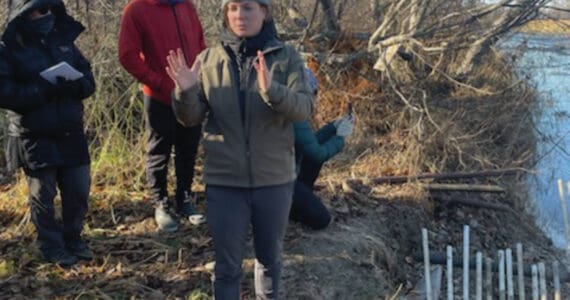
left=469, top=219, right=479, bottom=229
left=335, top=204, right=350, bottom=214
left=435, top=233, right=447, bottom=244
left=456, top=210, right=465, bottom=219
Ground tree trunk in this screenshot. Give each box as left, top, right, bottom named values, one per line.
left=370, top=0, right=381, bottom=26
left=319, top=0, right=340, bottom=32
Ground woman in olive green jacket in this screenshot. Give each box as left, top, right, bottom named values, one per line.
left=167, top=1, right=312, bottom=299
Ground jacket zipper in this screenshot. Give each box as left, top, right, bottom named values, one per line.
left=171, top=5, right=189, bottom=63
left=42, top=38, right=65, bottom=137
left=243, top=46, right=282, bottom=187
left=239, top=46, right=254, bottom=187
left=223, top=45, right=283, bottom=187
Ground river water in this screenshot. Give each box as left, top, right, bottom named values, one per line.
left=499, top=33, right=570, bottom=248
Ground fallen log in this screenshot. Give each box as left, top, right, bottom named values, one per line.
left=355, top=168, right=525, bottom=185
left=425, top=183, right=506, bottom=194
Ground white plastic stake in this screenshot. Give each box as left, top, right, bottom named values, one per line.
left=553, top=261, right=561, bottom=300
left=422, top=228, right=433, bottom=300
left=559, top=180, right=570, bottom=255
left=538, top=262, right=547, bottom=300
left=486, top=257, right=493, bottom=300
left=506, top=249, right=514, bottom=300
left=476, top=251, right=483, bottom=300
left=447, top=246, right=453, bottom=300
left=463, top=225, right=470, bottom=300
left=516, top=244, right=525, bottom=300
left=499, top=250, right=506, bottom=300
left=531, top=264, right=539, bottom=300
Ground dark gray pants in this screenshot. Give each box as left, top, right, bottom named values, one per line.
left=206, top=183, right=294, bottom=300
left=25, top=164, right=90, bottom=254
left=144, top=96, right=201, bottom=202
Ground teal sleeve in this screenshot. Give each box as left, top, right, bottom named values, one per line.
left=315, top=122, right=338, bottom=143
left=294, top=120, right=344, bottom=164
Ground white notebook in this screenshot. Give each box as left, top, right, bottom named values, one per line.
left=39, top=61, right=84, bottom=84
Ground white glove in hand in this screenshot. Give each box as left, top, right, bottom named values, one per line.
left=336, top=116, right=354, bottom=137
left=333, top=117, right=342, bottom=128
left=333, top=114, right=351, bottom=128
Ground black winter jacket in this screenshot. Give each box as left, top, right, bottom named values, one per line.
left=0, top=0, right=95, bottom=171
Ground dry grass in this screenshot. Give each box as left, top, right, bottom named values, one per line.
left=0, top=0, right=549, bottom=298
left=309, top=43, right=537, bottom=203
left=520, top=19, right=570, bottom=34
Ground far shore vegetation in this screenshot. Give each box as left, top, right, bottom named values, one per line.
left=519, top=19, right=570, bottom=34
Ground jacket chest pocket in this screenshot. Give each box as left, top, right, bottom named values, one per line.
left=269, top=61, right=288, bottom=86
left=203, top=63, right=240, bottom=116
left=12, top=49, right=50, bottom=80
left=12, top=45, right=75, bottom=80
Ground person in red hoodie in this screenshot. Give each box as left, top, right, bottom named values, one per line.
left=118, top=0, right=206, bottom=232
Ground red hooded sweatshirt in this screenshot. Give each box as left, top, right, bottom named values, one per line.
left=118, top=0, right=206, bottom=106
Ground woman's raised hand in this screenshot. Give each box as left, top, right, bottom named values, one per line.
left=166, top=48, right=201, bottom=91
left=253, top=50, right=272, bottom=93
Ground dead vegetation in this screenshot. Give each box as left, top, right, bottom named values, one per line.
left=0, top=0, right=568, bottom=299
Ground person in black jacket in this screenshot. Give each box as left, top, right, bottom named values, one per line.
left=0, top=0, right=95, bottom=267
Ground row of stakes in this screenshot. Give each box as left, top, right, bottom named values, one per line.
left=422, top=225, right=563, bottom=300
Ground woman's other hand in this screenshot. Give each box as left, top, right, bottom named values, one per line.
left=253, top=50, right=272, bottom=93
left=166, top=48, right=201, bottom=91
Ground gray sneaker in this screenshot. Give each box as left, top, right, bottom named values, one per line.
left=155, top=197, right=179, bottom=232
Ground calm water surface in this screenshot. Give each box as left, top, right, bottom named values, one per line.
left=500, top=33, right=570, bottom=248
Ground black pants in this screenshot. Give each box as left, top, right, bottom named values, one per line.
left=25, top=164, right=90, bottom=254
left=206, top=183, right=294, bottom=300
left=144, top=96, right=202, bottom=202
left=289, top=158, right=332, bottom=230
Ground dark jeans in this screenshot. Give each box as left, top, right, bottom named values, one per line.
left=144, top=96, right=201, bottom=202
left=25, top=164, right=90, bottom=254
left=206, top=183, right=294, bottom=300
left=289, top=158, right=331, bottom=230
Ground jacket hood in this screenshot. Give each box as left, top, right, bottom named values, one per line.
left=3, top=0, right=84, bottom=47
left=219, top=19, right=281, bottom=53
left=145, top=0, right=184, bottom=5
left=8, top=0, right=63, bottom=23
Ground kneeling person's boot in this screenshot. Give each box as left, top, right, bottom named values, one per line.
left=155, top=197, right=179, bottom=232
left=175, top=191, right=205, bottom=226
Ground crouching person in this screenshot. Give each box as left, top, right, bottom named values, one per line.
left=290, top=68, right=355, bottom=230
left=0, top=0, right=95, bottom=267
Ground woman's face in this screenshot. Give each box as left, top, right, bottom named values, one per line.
left=226, top=1, right=267, bottom=38
left=27, top=6, right=52, bottom=20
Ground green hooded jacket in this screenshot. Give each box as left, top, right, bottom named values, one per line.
left=173, top=25, right=313, bottom=188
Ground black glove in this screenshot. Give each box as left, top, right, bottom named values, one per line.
left=56, top=76, right=84, bottom=99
